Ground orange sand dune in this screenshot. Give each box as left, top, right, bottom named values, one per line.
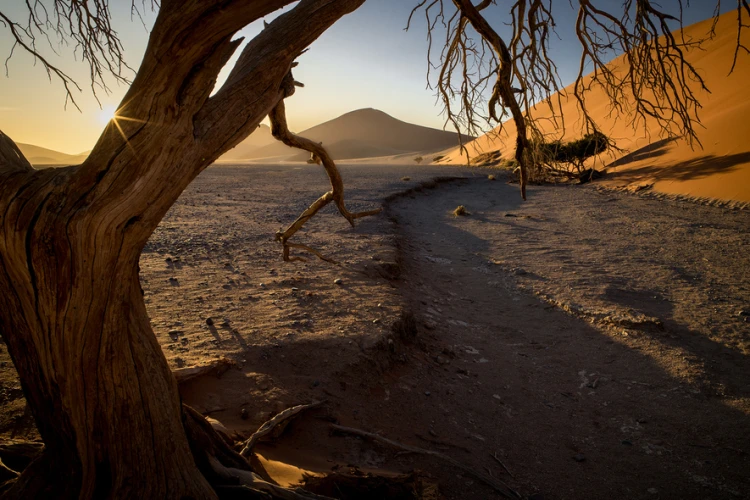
left=443, top=12, right=750, bottom=203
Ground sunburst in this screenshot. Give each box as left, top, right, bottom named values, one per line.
left=100, top=101, right=147, bottom=151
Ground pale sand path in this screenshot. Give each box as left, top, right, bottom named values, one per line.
left=382, top=176, right=750, bottom=498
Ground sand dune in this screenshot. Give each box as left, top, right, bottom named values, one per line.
left=219, top=124, right=276, bottom=161
left=441, top=12, right=750, bottom=203
left=225, top=108, right=468, bottom=162
left=17, top=143, right=88, bottom=166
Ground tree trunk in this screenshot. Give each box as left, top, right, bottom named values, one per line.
left=0, top=0, right=365, bottom=497
left=0, top=165, right=217, bottom=499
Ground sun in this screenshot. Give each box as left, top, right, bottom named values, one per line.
left=97, top=104, right=118, bottom=125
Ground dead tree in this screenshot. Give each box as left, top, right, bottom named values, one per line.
left=1, top=1, right=748, bottom=498
left=0, top=1, right=367, bottom=498
left=410, top=0, right=750, bottom=199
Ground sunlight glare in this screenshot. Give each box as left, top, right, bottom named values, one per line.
left=98, top=105, right=118, bottom=125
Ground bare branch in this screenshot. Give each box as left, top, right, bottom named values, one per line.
left=731, top=0, right=750, bottom=73
left=268, top=77, right=381, bottom=262
left=412, top=0, right=747, bottom=199
left=0, top=1, right=158, bottom=108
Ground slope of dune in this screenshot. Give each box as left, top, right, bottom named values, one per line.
left=441, top=12, right=750, bottom=203
left=18, top=143, right=88, bottom=166
left=233, top=108, right=468, bottom=162
left=219, top=124, right=276, bottom=161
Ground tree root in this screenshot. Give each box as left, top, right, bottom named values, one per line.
left=0, top=440, right=43, bottom=473
left=239, top=401, right=324, bottom=457
left=269, top=82, right=381, bottom=263
left=183, top=403, right=343, bottom=499
left=174, top=357, right=236, bottom=384
left=331, top=424, right=521, bottom=499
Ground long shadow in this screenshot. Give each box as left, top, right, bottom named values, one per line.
left=376, top=179, right=750, bottom=495
left=609, top=151, right=750, bottom=183
left=608, top=137, right=678, bottom=168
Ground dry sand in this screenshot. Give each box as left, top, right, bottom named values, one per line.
left=440, top=12, right=750, bottom=204
left=1, top=163, right=748, bottom=499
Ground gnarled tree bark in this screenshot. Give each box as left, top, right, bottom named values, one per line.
left=0, top=0, right=364, bottom=498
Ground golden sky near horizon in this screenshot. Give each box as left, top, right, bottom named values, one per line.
left=0, top=1, right=731, bottom=155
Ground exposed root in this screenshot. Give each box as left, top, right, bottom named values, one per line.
left=269, top=76, right=381, bottom=262
left=0, top=440, right=44, bottom=473
left=302, top=470, right=439, bottom=499
left=331, top=424, right=521, bottom=499
left=0, top=458, right=19, bottom=487
left=210, top=460, right=335, bottom=500
left=239, top=401, right=324, bottom=457
left=173, top=357, right=235, bottom=384
left=183, top=404, right=338, bottom=499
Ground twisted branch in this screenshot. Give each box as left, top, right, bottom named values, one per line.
left=269, top=72, right=381, bottom=262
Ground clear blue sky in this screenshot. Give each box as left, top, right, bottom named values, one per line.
left=0, top=0, right=731, bottom=154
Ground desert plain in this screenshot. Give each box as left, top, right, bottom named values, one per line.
left=1, top=159, right=748, bottom=499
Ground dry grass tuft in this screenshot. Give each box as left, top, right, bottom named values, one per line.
left=453, top=205, right=469, bottom=216
left=488, top=174, right=496, bottom=181
left=401, top=176, right=411, bottom=181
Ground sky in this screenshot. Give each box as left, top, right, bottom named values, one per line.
left=0, top=0, right=732, bottom=154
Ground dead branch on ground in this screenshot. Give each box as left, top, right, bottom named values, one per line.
left=239, top=401, right=325, bottom=457
left=331, top=424, right=521, bottom=499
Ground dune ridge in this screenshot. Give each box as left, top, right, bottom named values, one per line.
left=17, top=143, right=89, bottom=166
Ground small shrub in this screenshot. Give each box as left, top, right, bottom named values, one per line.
left=533, top=131, right=609, bottom=174
left=401, top=176, right=411, bottom=181
left=453, top=205, right=469, bottom=216
left=414, top=156, right=423, bottom=164
left=432, top=155, right=444, bottom=162
left=488, top=174, right=496, bottom=181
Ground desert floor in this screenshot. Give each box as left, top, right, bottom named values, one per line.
left=1, top=163, right=748, bottom=499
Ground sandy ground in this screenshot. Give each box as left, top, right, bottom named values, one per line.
left=1, top=163, right=748, bottom=499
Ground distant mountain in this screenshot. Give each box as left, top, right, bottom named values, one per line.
left=17, top=143, right=88, bottom=166
left=219, top=124, right=276, bottom=161
left=223, top=108, right=469, bottom=161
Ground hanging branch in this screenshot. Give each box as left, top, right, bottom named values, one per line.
left=0, top=1, right=155, bottom=108
left=410, top=0, right=749, bottom=199
left=268, top=70, right=382, bottom=262
left=574, top=0, right=712, bottom=148
left=731, top=0, right=750, bottom=73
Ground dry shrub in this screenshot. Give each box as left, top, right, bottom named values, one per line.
left=453, top=205, right=469, bottom=216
